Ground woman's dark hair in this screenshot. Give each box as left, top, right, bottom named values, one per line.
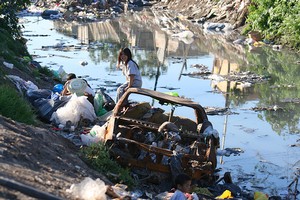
left=66, top=73, right=76, bottom=81
left=118, top=47, right=139, bottom=69
left=118, top=47, right=132, bottom=66
left=174, top=173, right=191, bottom=188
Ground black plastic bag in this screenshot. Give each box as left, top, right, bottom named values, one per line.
left=26, top=89, right=52, bottom=104
left=33, top=98, right=69, bottom=123
left=96, top=89, right=115, bottom=111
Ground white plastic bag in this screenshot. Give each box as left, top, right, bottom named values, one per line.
left=80, top=125, right=106, bottom=146
left=51, top=95, right=96, bottom=127
left=57, top=65, right=67, bottom=81
left=66, top=177, right=107, bottom=200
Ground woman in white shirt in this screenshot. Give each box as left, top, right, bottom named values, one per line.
left=116, top=47, right=142, bottom=103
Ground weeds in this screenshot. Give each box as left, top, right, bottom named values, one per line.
left=38, top=66, right=54, bottom=77
left=80, top=143, right=135, bottom=188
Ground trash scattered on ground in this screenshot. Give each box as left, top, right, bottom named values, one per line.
left=81, top=124, right=106, bottom=146
left=66, top=177, right=107, bottom=200
left=3, top=61, right=14, bottom=69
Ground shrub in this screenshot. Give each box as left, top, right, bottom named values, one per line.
left=0, top=85, right=36, bottom=124
left=244, top=0, right=300, bottom=49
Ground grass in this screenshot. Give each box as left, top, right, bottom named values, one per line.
left=0, top=85, right=36, bottom=125
left=80, top=142, right=135, bottom=188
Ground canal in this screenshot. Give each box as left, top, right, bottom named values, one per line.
left=20, top=8, right=300, bottom=197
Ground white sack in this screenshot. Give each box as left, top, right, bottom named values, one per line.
left=51, top=94, right=96, bottom=127
left=66, top=177, right=107, bottom=200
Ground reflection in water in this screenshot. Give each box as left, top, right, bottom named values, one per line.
left=212, top=57, right=256, bottom=97
left=54, top=20, right=121, bottom=44
left=246, top=47, right=300, bottom=135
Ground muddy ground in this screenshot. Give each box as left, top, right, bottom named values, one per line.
left=0, top=0, right=252, bottom=199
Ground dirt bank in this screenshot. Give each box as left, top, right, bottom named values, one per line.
left=0, top=115, right=111, bottom=199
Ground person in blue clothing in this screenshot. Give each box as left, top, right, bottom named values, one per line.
left=170, top=173, right=193, bottom=200
left=116, top=47, right=142, bottom=103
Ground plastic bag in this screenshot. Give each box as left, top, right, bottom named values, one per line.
left=66, top=177, right=107, bottom=200
left=102, top=91, right=115, bottom=111
left=96, top=90, right=115, bottom=111
left=26, top=89, right=52, bottom=103
left=33, top=98, right=69, bottom=123
left=203, top=125, right=219, bottom=138
left=80, top=125, right=106, bottom=146
left=6, top=75, right=38, bottom=93
left=51, top=94, right=96, bottom=127
left=25, top=81, right=38, bottom=91
left=94, top=92, right=107, bottom=116
left=52, top=65, right=67, bottom=81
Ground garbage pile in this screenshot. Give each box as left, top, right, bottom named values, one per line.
left=6, top=71, right=115, bottom=135
left=66, top=173, right=286, bottom=200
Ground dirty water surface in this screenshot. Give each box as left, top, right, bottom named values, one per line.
left=20, top=9, right=300, bottom=198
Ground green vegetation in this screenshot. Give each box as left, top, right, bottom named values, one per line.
left=0, top=0, right=56, bottom=124
left=81, top=143, right=135, bottom=187
left=0, top=0, right=30, bottom=42
left=0, top=0, right=31, bottom=65
left=244, top=0, right=300, bottom=49
left=0, top=0, right=32, bottom=72
left=34, top=65, right=55, bottom=79
left=0, top=28, right=31, bottom=69
left=0, top=85, right=36, bottom=124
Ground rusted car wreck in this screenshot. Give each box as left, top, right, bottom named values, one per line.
left=105, top=88, right=219, bottom=183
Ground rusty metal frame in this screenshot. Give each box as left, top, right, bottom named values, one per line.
left=105, top=88, right=218, bottom=181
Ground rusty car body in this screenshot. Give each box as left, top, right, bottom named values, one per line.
left=105, top=88, right=219, bottom=183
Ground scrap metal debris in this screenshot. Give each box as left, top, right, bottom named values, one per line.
left=105, top=88, right=220, bottom=184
